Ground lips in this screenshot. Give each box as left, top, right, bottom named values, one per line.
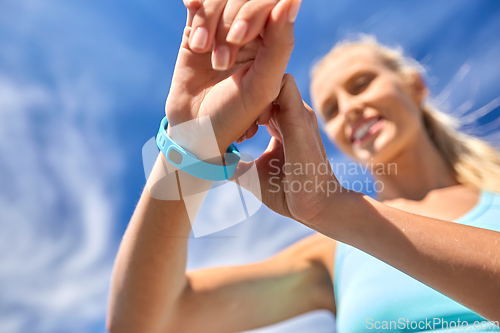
left=350, top=116, right=384, bottom=144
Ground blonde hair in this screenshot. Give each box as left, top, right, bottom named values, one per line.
left=311, top=35, right=500, bottom=194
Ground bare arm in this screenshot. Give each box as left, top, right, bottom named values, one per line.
left=249, top=74, right=500, bottom=322
left=106, top=155, right=193, bottom=333
left=106, top=155, right=336, bottom=332
left=316, top=192, right=500, bottom=321
left=171, top=233, right=336, bottom=332
left=106, top=0, right=343, bottom=330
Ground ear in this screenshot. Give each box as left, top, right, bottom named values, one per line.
left=408, top=71, right=429, bottom=106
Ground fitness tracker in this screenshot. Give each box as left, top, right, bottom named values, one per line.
left=156, top=116, right=241, bottom=181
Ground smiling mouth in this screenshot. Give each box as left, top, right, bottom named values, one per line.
left=351, top=117, right=385, bottom=145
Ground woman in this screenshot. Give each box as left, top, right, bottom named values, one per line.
left=107, top=0, right=500, bottom=331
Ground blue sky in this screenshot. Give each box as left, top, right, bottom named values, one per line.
left=1, top=0, right=499, bottom=332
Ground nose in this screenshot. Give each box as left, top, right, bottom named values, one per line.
left=338, top=91, right=364, bottom=125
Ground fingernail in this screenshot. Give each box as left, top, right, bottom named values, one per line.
left=226, top=20, right=248, bottom=44
left=288, top=0, right=302, bottom=23
left=212, top=44, right=230, bottom=71
left=190, top=27, right=208, bottom=51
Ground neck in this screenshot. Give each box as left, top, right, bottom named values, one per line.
left=373, top=131, right=459, bottom=202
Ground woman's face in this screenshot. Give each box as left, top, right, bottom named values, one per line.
left=310, top=46, right=427, bottom=165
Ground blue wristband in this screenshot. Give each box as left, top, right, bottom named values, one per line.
left=156, top=116, right=241, bottom=181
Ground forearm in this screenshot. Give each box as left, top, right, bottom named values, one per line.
left=319, top=191, right=500, bottom=321
left=107, top=154, right=212, bottom=332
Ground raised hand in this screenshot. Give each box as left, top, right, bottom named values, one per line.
left=165, top=0, right=301, bottom=155
left=236, top=74, right=344, bottom=226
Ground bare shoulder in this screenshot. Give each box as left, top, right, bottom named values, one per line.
left=381, top=185, right=481, bottom=221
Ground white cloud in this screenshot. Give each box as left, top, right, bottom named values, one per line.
left=0, top=73, right=121, bottom=332
left=0, top=0, right=168, bottom=331
left=1, top=0, right=499, bottom=332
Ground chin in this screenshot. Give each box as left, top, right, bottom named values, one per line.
left=351, top=132, right=400, bottom=165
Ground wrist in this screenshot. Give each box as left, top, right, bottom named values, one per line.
left=158, top=115, right=241, bottom=183
left=312, top=188, right=364, bottom=240
left=165, top=115, right=226, bottom=164
left=146, top=152, right=215, bottom=202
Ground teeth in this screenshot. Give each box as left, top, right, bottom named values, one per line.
left=353, top=118, right=379, bottom=141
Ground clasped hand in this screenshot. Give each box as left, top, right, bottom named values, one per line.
left=165, top=0, right=345, bottom=226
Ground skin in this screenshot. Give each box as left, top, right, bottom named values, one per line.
left=107, top=1, right=500, bottom=332
left=310, top=46, right=465, bottom=202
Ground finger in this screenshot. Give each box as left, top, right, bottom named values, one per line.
left=303, top=100, right=329, bottom=157
left=266, top=123, right=282, bottom=143
left=254, top=136, right=284, bottom=183
left=189, top=0, right=229, bottom=53
left=265, top=103, right=283, bottom=141
left=212, top=0, right=248, bottom=71
left=235, top=36, right=262, bottom=64
left=234, top=122, right=258, bottom=143
left=243, top=0, right=301, bottom=112
left=222, top=0, right=278, bottom=71
left=244, top=122, right=259, bottom=140
left=184, top=0, right=202, bottom=10
left=264, top=136, right=281, bottom=154
left=231, top=134, right=284, bottom=211
left=184, top=0, right=203, bottom=27
left=226, top=0, right=278, bottom=46
left=236, top=133, right=246, bottom=144
left=275, top=74, right=314, bottom=138
left=257, top=103, right=274, bottom=125
left=254, top=136, right=285, bottom=201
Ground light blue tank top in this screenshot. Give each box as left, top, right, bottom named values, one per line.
left=334, top=189, right=500, bottom=332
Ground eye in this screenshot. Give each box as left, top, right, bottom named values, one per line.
left=324, top=102, right=338, bottom=120
left=351, top=74, right=374, bottom=95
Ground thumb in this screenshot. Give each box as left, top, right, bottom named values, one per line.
left=274, top=74, right=331, bottom=174
left=230, top=136, right=285, bottom=211
left=244, top=0, right=301, bottom=100
left=231, top=136, right=283, bottom=190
